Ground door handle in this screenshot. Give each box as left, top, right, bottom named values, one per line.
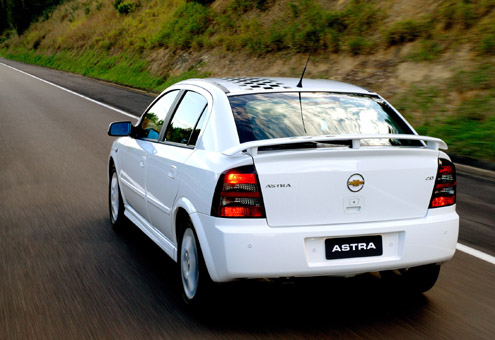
left=139, top=156, right=146, bottom=168
left=168, top=165, right=177, bottom=179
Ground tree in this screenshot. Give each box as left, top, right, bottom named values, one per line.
left=0, top=0, right=65, bottom=35
left=0, top=0, right=8, bottom=33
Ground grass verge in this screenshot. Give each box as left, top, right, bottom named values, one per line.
left=391, top=64, right=495, bottom=162
left=0, top=47, right=208, bottom=92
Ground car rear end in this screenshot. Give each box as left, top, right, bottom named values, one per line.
left=197, top=80, right=458, bottom=283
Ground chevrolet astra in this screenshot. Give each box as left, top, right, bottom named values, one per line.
left=107, top=77, right=459, bottom=304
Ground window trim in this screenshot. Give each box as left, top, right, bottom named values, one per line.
left=186, top=104, right=208, bottom=146
left=160, top=90, right=208, bottom=148
left=135, top=89, right=183, bottom=142
left=157, top=89, right=186, bottom=143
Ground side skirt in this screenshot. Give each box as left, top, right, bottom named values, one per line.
left=124, top=204, right=178, bottom=262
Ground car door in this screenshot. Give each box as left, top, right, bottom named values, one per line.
left=118, top=90, right=180, bottom=221
left=146, top=90, right=208, bottom=240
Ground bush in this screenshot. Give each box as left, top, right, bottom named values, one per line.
left=385, top=19, right=426, bottom=46
left=439, top=0, right=477, bottom=29
left=113, top=0, right=139, bottom=15
left=450, top=63, right=495, bottom=92
left=479, top=34, right=495, bottom=55
left=343, top=0, right=381, bottom=35
left=187, top=0, right=215, bottom=5
left=348, top=36, right=371, bottom=55
left=408, top=39, right=442, bottom=61
left=281, top=0, right=327, bottom=52
left=456, top=94, right=494, bottom=122
left=152, top=2, right=212, bottom=50
left=228, top=0, right=268, bottom=13
left=393, top=85, right=440, bottom=117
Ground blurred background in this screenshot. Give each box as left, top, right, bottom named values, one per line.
left=1, top=0, right=494, bottom=164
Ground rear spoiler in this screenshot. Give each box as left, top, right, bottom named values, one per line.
left=222, top=134, right=448, bottom=156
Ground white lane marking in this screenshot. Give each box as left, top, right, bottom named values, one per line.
left=456, top=243, right=495, bottom=265
left=0, top=62, right=138, bottom=120
left=3, top=62, right=495, bottom=266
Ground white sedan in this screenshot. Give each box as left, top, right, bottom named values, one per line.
left=107, top=77, right=459, bottom=304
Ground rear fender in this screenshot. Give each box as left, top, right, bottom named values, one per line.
left=173, top=197, right=219, bottom=281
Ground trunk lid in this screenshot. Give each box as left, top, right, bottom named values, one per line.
left=253, top=147, right=439, bottom=227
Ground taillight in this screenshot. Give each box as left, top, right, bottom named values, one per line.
left=212, top=165, right=266, bottom=218
left=429, top=158, right=456, bottom=208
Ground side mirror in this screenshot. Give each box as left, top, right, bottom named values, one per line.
left=108, top=121, right=132, bottom=136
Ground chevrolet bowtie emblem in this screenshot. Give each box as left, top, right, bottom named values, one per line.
left=347, top=174, right=365, bottom=192
left=348, top=179, right=364, bottom=187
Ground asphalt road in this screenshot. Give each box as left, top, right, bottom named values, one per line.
left=0, top=59, right=494, bottom=340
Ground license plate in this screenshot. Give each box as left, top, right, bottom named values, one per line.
left=325, top=235, right=383, bottom=260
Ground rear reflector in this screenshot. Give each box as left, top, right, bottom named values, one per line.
left=212, top=165, right=266, bottom=218
left=429, top=158, right=456, bottom=208
left=430, top=196, right=456, bottom=208
left=219, top=206, right=264, bottom=218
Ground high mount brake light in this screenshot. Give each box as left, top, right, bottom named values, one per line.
left=429, top=158, right=456, bottom=208
left=212, top=166, right=266, bottom=218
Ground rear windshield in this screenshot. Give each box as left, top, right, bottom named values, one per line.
left=229, top=92, right=420, bottom=146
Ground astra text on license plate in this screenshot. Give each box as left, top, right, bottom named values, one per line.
left=325, top=235, right=383, bottom=260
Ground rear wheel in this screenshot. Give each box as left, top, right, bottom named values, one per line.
left=109, top=165, right=126, bottom=229
left=179, top=222, right=212, bottom=305
left=380, top=264, right=441, bottom=295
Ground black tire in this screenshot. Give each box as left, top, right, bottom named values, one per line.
left=109, top=165, right=126, bottom=230
left=178, top=220, right=213, bottom=305
left=380, top=264, right=441, bottom=295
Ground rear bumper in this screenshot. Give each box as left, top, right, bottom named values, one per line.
left=195, top=206, right=459, bottom=282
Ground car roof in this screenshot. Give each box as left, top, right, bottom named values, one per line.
left=180, top=77, right=374, bottom=95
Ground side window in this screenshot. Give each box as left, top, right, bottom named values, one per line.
left=139, top=90, right=179, bottom=140
left=165, top=91, right=208, bottom=146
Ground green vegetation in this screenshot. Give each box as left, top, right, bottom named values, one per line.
left=0, top=46, right=208, bottom=92
left=3, top=1, right=495, bottom=59
left=0, top=0, right=495, bottom=162
left=150, top=1, right=213, bottom=50
left=0, top=0, right=68, bottom=34
left=113, top=0, right=140, bottom=15
left=407, top=39, right=443, bottom=61
left=385, top=19, right=428, bottom=46
left=212, top=0, right=383, bottom=54
left=392, top=64, right=495, bottom=161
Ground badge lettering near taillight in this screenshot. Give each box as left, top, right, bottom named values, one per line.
left=212, top=165, right=266, bottom=218
left=429, top=158, right=456, bottom=208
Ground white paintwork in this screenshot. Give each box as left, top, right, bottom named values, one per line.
left=195, top=206, right=458, bottom=281
left=222, top=134, right=447, bottom=156
left=254, top=148, right=439, bottom=227
left=146, top=143, right=194, bottom=241
left=108, top=77, right=459, bottom=283
left=118, top=138, right=149, bottom=219
left=124, top=203, right=178, bottom=260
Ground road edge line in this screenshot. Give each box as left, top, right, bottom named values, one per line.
left=456, top=243, right=495, bottom=265
left=0, top=62, right=138, bottom=120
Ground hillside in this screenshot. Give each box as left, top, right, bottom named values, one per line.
left=1, top=0, right=494, bottom=162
